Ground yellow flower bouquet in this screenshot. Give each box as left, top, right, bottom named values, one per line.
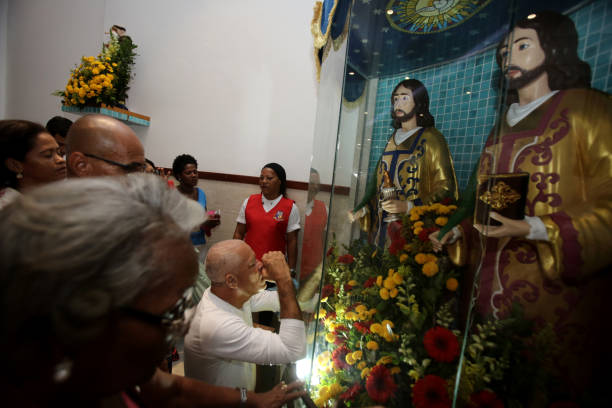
left=54, top=26, right=137, bottom=108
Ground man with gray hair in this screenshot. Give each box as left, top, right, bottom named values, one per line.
left=184, top=239, right=306, bottom=391
left=55, top=116, right=305, bottom=406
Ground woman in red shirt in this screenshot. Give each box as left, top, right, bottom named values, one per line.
left=233, top=163, right=300, bottom=280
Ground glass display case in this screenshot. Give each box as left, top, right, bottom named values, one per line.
left=297, top=0, right=611, bottom=406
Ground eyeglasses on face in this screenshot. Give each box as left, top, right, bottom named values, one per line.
left=119, top=286, right=196, bottom=342
left=83, top=153, right=146, bottom=173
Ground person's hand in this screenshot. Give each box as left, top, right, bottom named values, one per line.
left=473, top=212, right=530, bottom=238
left=429, top=230, right=453, bottom=252
left=261, top=251, right=291, bottom=282
left=381, top=199, right=408, bottom=214
left=348, top=207, right=366, bottom=223
left=249, top=381, right=306, bottom=408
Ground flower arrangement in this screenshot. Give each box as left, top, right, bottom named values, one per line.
left=54, top=26, right=137, bottom=108
left=311, top=200, right=557, bottom=407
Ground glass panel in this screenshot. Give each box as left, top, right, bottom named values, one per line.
left=300, top=0, right=611, bottom=406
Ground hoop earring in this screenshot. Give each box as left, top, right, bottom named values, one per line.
left=52, top=358, right=73, bottom=383
left=16, top=172, right=23, bottom=179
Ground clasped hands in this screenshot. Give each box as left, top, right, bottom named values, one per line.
left=261, top=251, right=291, bottom=282
left=429, top=212, right=531, bottom=252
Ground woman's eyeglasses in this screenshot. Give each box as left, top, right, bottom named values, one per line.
left=120, top=287, right=196, bottom=344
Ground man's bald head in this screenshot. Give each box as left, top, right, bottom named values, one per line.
left=205, top=240, right=251, bottom=283
left=66, top=114, right=145, bottom=177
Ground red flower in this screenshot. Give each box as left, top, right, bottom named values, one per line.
left=326, top=246, right=335, bottom=257
left=365, top=364, right=398, bottom=404
left=364, top=277, right=376, bottom=288
left=470, top=390, right=504, bottom=408
left=339, top=383, right=362, bottom=402
left=353, top=321, right=371, bottom=334
left=412, top=375, right=451, bottom=408
left=423, top=326, right=460, bottom=362
left=338, top=254, right=355, bottom=264
left=387, top=221, right=406, bottom=255
left=321, top=284, right=334, bottom=299
left=418, top=227, right=438, bottom=242
left=331, top=345, right=351, bottom=370
left=343, top=283, right=353, bottom=292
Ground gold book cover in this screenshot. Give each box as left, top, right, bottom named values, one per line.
left=474, top=172, right=529, bottom=226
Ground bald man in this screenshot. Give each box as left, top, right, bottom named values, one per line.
left=63, top=115, right=305, bottom=407
left=184, top=240, right=306, bottom=391
left=66, top=114, right=146, bottom=177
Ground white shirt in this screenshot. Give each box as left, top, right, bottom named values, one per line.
left=236, top=194, right=301, bottom=233
left=506, top=90, right=559, bottom=127
left=0, top=187, right=20, bottom=210
left=394, top=126, right=422, bottom=145
left=183, top=288, right=306, bottom=390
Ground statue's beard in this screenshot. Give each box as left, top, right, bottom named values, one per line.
left=392, top=106, right=416, bottom=124
left=506, top=63, right=547, bottom=90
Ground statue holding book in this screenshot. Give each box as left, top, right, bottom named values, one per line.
left=433, top=11, right=612, bottom=403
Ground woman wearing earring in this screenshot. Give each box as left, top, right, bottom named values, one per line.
left=0, top=120, right=67, bottom=209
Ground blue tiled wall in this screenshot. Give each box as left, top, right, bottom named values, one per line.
left=368, top=0, right=612, bottom=189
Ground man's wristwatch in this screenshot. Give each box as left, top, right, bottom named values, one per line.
left=238, top=387, right=247, bottom=407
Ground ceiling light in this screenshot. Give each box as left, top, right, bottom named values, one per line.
left=527, top=13, right=536, bottom=19
left=386, top=9, right=394, bottom=15
left=348, top=71, right=355, bottom=76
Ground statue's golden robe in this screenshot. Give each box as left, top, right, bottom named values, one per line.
left=463, top=89, right=612, bottom=397
left=358, top=127, right=458, bottom=244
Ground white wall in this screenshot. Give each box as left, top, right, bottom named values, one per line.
left=3, top=0, right=318, bottom=182
left=0, top=0, right=8, bottom=118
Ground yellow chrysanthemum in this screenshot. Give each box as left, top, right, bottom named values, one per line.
left=345, top=311, right=358, bottom=321
left=352, top=350, right=363, bottom=361
left=390, top=287, right=399, bottom=298
left=383, top=277, right=395, bottom=290
left=329, top=383, right=343, bottom=396
left=366, top=340, right=379, bottom=350
left=325, top=332, right=335, bottom=343
left=357, top=361, right=367, bottom=370
left=370, top=323, right=383, bottom=336
left=361, top=367, right=371, bottom=378
left=355, top=304, right=367, bottom=313
left=345, top=353, right=356, bottom=365
left=446, top=277, right=459, bottom=291
left=399, top=253, right=409, bottom=263
left=435, top=216, right=448, bottom=226
left=414, top=221, right=425, bottom=227
left=413, top=227, right=423, bottom=235
left=318, top=385, right=330, bottom=400
left=409, top=213, right=420, bottom=221
left=422, top=261, right=439, bottom=277
left=376, top=275, right=383, bottom=287
left=392, top=272, right=403, bottom=285
left=415, top=253, right=428, bottom=264
left=382, top=319, right=394, bottom=329
left=377, top=355, right=393, bottom=365
left=379, top=287, right=390, bottom=300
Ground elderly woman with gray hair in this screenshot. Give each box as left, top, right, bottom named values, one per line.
left=0, top=174, right=304, bottom=407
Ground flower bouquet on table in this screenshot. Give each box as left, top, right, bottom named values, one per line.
left=54, top=26, right=137, bottom=108
left=311, top=200, right=557, bottom=407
